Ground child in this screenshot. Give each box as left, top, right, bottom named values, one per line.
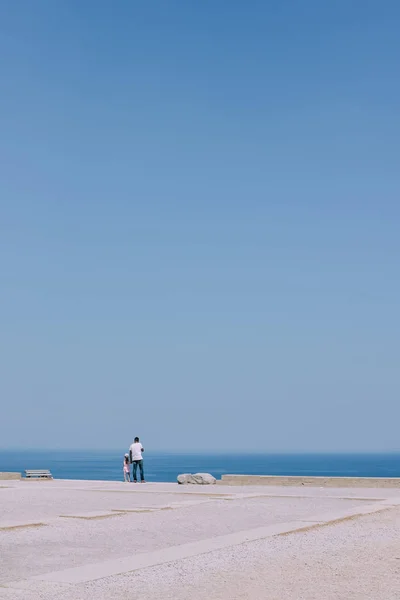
left=123, top=453, right=130, bottom=482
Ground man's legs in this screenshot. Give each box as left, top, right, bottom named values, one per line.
left=138, top=459, right=145, bottom=482
left=133, top=461, right=138, bottom=482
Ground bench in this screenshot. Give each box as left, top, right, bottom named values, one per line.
left=25, top=470, right=53, bottom=480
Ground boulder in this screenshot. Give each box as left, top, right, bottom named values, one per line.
left=192, top=473, right=216, bottom=485
left=177, top=472, right=216, bottom=485
left=177, top=473, right=196, bottom=484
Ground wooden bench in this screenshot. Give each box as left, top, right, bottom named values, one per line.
left=25, top=470, right=53, bottom=479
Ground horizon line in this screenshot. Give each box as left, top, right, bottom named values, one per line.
left=1, top=448, right=400, bottom=455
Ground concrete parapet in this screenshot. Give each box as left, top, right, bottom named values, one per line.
left=0, top=472, right=21, bottom=481
left=220, top=475, right=400, bottom=488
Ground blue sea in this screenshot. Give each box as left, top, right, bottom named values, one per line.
left=0, top=450, right=399, bottom=482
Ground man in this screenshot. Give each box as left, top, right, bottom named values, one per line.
left=129, top=437, right=145, bottom=483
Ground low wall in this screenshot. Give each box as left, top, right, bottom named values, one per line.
left=0, top=472, right=21, bottom=481
left=220, top=474, right=400, bottom=488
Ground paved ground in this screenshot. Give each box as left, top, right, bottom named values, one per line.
left=1, top=479, right=399, bottom=599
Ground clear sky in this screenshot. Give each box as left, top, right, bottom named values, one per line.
left=1, top=1, right=399, bottom=452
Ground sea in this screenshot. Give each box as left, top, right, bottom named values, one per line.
left=0, top=450, right=399, bottom=482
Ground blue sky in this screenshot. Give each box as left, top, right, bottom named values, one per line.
left=1, top=1, right=399, bottom=451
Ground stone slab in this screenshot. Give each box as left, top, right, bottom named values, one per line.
left=20, top=500, right=387, bottom=585
left=28, top=519, right=324, bottom=584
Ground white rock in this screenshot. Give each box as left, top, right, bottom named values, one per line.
left=177, top=473, right=196, bottom=484
left=192, top=473, right=216, bottom=485
left=177, top=473, right=216, bottom=485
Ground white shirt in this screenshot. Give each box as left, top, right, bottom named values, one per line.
left=130, top=442, right=143, bottom=461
